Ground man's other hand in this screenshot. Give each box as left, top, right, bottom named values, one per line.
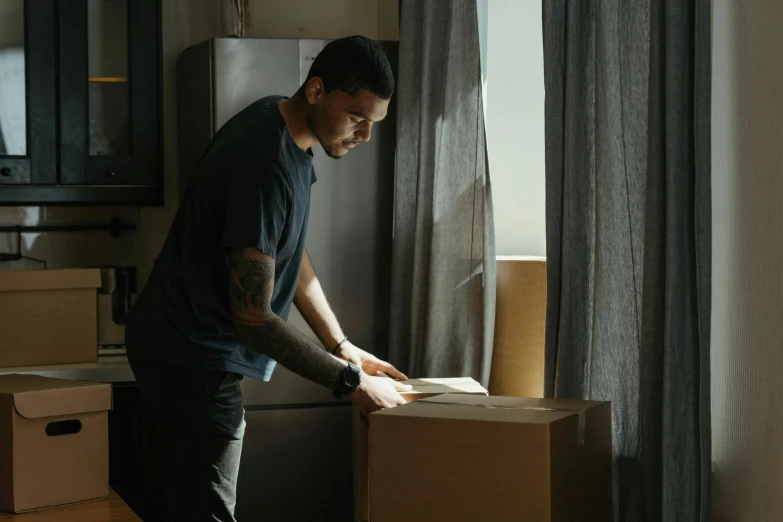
left=337, top=341, right=408, bottom=381
left=350, top=373, right=412, bottom=416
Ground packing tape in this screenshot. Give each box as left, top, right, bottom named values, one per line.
left=416, top=400, right=587, bottom=446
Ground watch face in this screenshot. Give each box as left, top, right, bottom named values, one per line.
left=346, top=364, right=361, bottom=387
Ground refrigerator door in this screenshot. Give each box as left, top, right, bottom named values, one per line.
left=212, top=38, right=300, bottom=128
left=235, top=406, right=353, bottom=522
left=241, top=364, right=339, bottom=406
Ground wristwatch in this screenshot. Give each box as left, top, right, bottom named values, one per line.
left=334, top=362, right=361, bottom=399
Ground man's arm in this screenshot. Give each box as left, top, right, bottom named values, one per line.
left=228, top=247, right=345, bottom=389
left=293, top=250, right=408, bottom=381
left=228, top=246, right=410, bottom=413
left=293, top=250, right=345, bottom=351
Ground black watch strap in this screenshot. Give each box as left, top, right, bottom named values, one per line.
left=334, top=362, right=361, bottom=399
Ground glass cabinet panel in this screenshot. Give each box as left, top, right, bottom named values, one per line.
left=0, top=0, right=27, bottom=156
left=87, top=0, right=129, bottom=157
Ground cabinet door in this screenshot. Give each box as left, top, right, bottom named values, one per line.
left=0, top=0, right=56, bottom=186
left=59, top=0, right=161, bottom=191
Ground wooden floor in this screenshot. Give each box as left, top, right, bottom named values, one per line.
left=0, top=490, right=139, bottom=522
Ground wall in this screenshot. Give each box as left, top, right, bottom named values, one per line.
left=711, top=0, right=783, bottom=520
left=130, top=1, right=225, bottom=287
left=246, top=0, right=398, bottom=40
left=0, top=1, right=396, bottom=288
left=486, top=0, right=546, bottom=257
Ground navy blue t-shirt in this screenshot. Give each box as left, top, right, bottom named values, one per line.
left=126, top=96, right=315, bottom=381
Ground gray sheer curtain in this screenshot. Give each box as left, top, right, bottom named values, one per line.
left=543, top=1, right=711, bottom=521
left=389, top=0, right=495, bottom=387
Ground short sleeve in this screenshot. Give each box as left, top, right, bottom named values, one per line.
left=221, top=163, right=291, bottom=259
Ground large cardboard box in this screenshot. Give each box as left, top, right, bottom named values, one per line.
left=369, top=395, right=612, bottom=522
left=353, top=377, right=488, bottom=522
left=0, top=269, right=101, bottom=368
left=490, top=256, right=547, bottom=397
left=0, top=374, right=112, bottom=513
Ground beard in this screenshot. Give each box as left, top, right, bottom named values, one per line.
left=323, top=143, right=346, bottom=159
left=308, top=109, right=351, bottom=159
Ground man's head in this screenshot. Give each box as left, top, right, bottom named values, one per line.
left=297, top=35, right=394, bottom=159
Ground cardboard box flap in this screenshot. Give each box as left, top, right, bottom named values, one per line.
left=424, top=394, right=604, bottom=410
left=375, top=394, right=598, bottom=422
left=401, top=377, right=488, bottom=399
left=376, top=395, right=607, bottom=445
left=0, top=375, right=112, bottom=419
left=13, top=387, right=112, bottom=419
left=0, top=269, right=101, bottom=293
left=402, top=377, right=481, bottom=386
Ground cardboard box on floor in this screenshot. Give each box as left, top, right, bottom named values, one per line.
left=0, top=374, right=112, bottom=513
left=369, top=395, right=612, bottom=522
left=353, top=377, right=488, bottom=522
left=490, top=256, right=546, bottom=398
left=0, top=269, right=101, bottom=368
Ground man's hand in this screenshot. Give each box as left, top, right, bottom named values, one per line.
left=350, top=373, right=412, bottom=417
left=337, top=341, right=409, bottom=381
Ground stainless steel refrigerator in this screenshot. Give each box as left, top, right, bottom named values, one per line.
left=177, top=38, right=397, bottom=521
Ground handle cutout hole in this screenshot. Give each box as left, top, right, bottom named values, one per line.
left=45, top=419, right=82, bottom=437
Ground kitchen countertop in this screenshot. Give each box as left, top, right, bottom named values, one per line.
left=0, top=355, right=344, bottom=406
left=0, top=490, right=139, bottom=521
left=0, top=356, right=134, bottom=383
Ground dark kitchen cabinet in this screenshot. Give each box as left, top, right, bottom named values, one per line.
left=0, top=0, right=162, bottom=206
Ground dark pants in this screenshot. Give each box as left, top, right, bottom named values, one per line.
left=129, top=356, right=245, bottom=522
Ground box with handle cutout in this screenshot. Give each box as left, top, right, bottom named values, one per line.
left=0, top=374, right=112, bottom=513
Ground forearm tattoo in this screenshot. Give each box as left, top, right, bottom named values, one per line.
left=228, top=248, right=344, bottom=390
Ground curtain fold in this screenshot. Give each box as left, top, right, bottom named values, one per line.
left=389, top=0, right=496, bottom=387
left=543, top=0, right=711, bottom=520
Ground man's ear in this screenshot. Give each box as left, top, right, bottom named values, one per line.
left=305, top=77, right=326, bottom=104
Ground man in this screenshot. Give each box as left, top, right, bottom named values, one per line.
left=125, top=36, right=411, bottom=522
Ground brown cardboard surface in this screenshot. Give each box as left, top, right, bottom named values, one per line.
left=382, top=394, right=604, bottom=419
left=490, top=257, right=547, bottom=398
left=369, top=395, right=612, bottom=522
left=0, top=375, right=112, bottom=419
left=549, top=400, right=613, bottom=522
left=0, top=269, right=100, bottom=368
left=0, top=375, right=112, bottom=513
left=0, top=269, right=101, bottom=293
left=353, top=377, right=487, bottom=522
left=0, top=374, right=109, bottom=395
left=379, top=397, right=582, bottom=424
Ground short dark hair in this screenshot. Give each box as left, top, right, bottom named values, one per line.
left=302, top=35, right=394, bottom=99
